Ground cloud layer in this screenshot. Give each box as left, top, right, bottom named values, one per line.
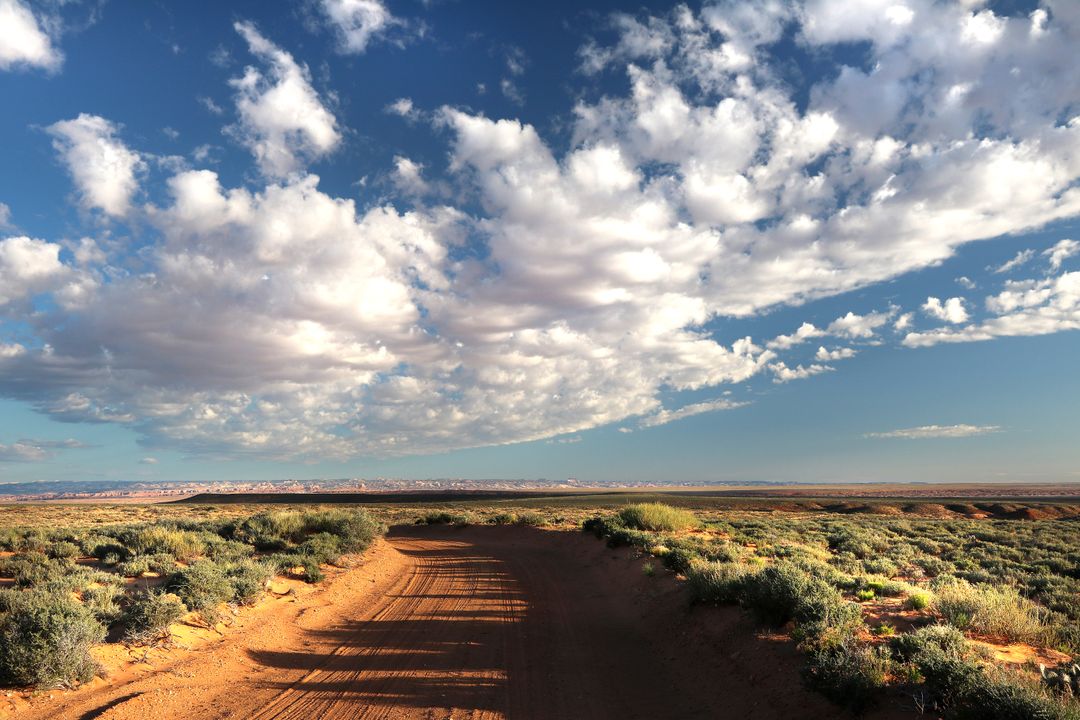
left=2, top=2, right=1080, bottom=460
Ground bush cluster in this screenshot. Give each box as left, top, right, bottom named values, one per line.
left=0, top=507, right=384, bottom=688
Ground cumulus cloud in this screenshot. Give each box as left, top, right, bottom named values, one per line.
left=638, top=398, right=748, bottom=428
left=0, top=0, right=62, bottom=72
left=904, top=270, right=1080, bottom=347
left=767, top=322, right=824, bottom=350
left=47, top=114, right=145, bottom=217
left=229, top=22, right=341, bottom=178
left=922, top=296, right=969, bottom=324
left=827, top=311, right=893, bottom=339
left=0, top=235, right=71, bottom=308
left=319, top=0, right=397, bottom=54
left=770, top=362, right=833, bottom=384
left=815, top=346, right=855, bottom=362
left=865, top=424, right=1001, bottom=439
left=5, top=2, right=1080, bottom=460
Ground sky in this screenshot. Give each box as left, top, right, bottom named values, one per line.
left=1, top=0, right=1079, bottom=486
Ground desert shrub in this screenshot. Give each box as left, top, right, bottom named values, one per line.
left=909, top=590, right=933, bottom=611
left=123, top=591, right=187, bottom=644
left=46, top=541, right=81, bottom=560
left=802, top=642, right=891, bottom=711
left=618, top=503, right=699, bottom=532
left=935, top=580, right=1047, bottom=643
left=203, top=538, right=255, bottom=562
left=301, top=510, right=382, bottom=552
left=642, top=561, right=655, bottom=577
left=300, top=559, right=324, bottom=584
left=0, top=591, right=105, bottom=688
left=686, top=560, right=748, bottom=605
left=661, top=546, right=697, bottom=574
left=740, top=562, right=824, bottom=625
left=891, top=624, right=969, bottom=663
left=124, top=527, right=205, bottom=562
left=225, top=559, right=273, bottom=605
left=230, top=511, right=306, bottom=550
left=490, top=512, right=516, bottom=525
left=166, top=561, right=234, bottom=622
left=83, top=584, right=123, bottom=623
left=515, top=511, right=547, bottom=527
left=856, top=588, right=876, bottom=601
left=297, top=533, right=345, bottom=565
left=417, top=511, right=475, bottom=526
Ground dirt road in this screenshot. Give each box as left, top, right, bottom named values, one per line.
left=14, top=525, right=908, bottom=719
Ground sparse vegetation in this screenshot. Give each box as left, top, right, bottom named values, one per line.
left=0, top=507, right=384, bottom=688
left=580, top=500, right=1080, bottom=717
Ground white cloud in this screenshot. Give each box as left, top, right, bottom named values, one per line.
left=47, top=114, right=145, bottom=217
left=139, top=456, right=159, bottom=465
left=904, top=270, right=1080, bottom=347
left=0, top=0, right=62, bottom=72
left=770, top=362, right=834, bottom=384
left=199, top=96, right=224, bottom=115
left=229, top=22, right=341, bottom=178
left=994, top=248, right=1035, bottom=274
left=0, top=235, right=71, bottom=308
left=922, top=296, right=969, bottom=324
left=1044, top=238, right=1079, bottom=271
left=815, top=346, right=855, bottom=361
left=893, top=312, right=913, bottom=331
left=956, top=276, right=975, bottom=289
left=638, top=397, right=748, bottom=428
left=319, top=0, right=397, bottom=54
left=391, top=155, right=430, bottom=196
left=0, top=202, right=11, bottom=229
left=865, top=424, right=1001, bottom=439
left=827, top=310, right=892, bottom=338
left=386, top=97, right=420, bottom=122
left=6, top=2, right=1080, bottom=460
left=767, top=322, right=823, bottom=350
left=0, top=437, right=88, bottom=462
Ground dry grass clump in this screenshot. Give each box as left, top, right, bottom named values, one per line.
left=934, top=579, right=1048, bottom=644
left=618, top=503, right=700, bottom=532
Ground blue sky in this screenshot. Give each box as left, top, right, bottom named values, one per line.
left=1, top=0, right=1079, bottom=485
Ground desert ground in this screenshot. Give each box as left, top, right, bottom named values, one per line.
left=1, top=491, right=1078, bottom=719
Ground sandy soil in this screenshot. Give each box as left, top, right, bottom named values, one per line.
left=7, top=525, right=917, bottom=719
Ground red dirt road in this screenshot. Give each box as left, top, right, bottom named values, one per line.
left=13, top=525, right=913, bottom=719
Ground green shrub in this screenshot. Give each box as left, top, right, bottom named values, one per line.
left=617, top=503, right=699, bottom=532
left=166, top=561, right=234, bottom=622
left=417, top=511, right=475, bottom=526
left=124, top=527, right=205, bottom=562
left=661, top=546, right=697, bottom=574
left=686, top=560, right=748, bottom=605
left=225, top=559, right=273, bottom=605
left=891, top=624, right=969, bottom=663
left=300, top=559, right=324, bottom=584
left=0, top=591, right=105, bottom=688
left=47, top=541, right=81, bottom=560
left=490, top=512, right=516, bottom=525
left=301, top=510, right=382, bottom=553
left=83, top=584, right=123, bottom=623
left=936, top=580, right=1047, bottom=644
left=642, top=561, right=655, bottom=577
left=909, top=590, right=933, bottom=611
left=297, top=532, right=344, bottom=565
left=515, top=511, right=547, bottom=527
left=123, top=591, right=187, bottom=644
left=803, top=642, right=891, bottom=711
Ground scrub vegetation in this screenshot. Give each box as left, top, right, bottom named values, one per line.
left=0, top=508, right=383, bottom=689
left=583, top=504, right=1080, bottom=719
